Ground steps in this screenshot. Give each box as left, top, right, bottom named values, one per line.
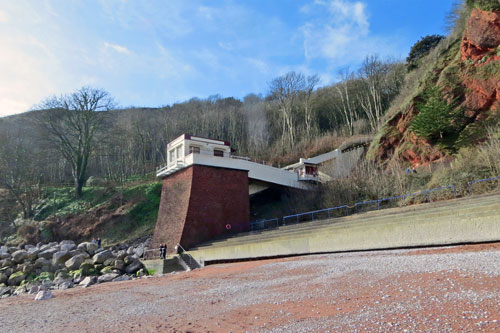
left=188, top=193, right=500, bottom=263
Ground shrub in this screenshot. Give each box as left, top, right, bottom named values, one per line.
left=410, top=86, right=464, bottom=151
left=466, top=0, right=500, bottom=11
left=406, top=35, right=446, bottom=71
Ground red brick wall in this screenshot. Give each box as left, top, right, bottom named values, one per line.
left=151, top=165, right=249, bottom=254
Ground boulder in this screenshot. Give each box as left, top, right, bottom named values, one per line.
left=60, top=243, right=76, bottom=252
left=21, top=263, right=34, bottom=274
left=0, top=272, right=7, bottom=284
left=126, top=247, right=134, bottom=255
left=92, top=250, right=114, bottom=264
left=57, top=280, right=73, bottom=290
left=0, top=252, right=10, bottom=260
left=112, top=274, right=131, bottom=282
left=79, top=262, right=94, bottom=275
left=0, top=286, right=12, bottom=297
left=34, top=290, right=53, bottom=300
left=1, top=259, right=14, bottom=268
left=52, top=251, right=71, bottom=266
left=79, top=276, right=97, bottom=288
left=38, top=248, right=58, bottom=260
left=28, top=285, right=40, bottom=294
left=7, top=271, right=26, bottom=286
left=34, top=257, right=51, bottom=269
left=97, top=273, right=119, bottom=283
left=0, top=245, right=8, bottom=254
left=103, top=258, right=115, bottom=267
left=65, top=254, right=87, bottom=271
left=115, top=250, right=127, bottom=261
left=124, top=256, right=136, bottom=265
left=134, top=245, right=145, bottom=258
left=13, top=286, right=26, bottom=295
left=125, top=260, right=144, bottom=274
left=26, top=249, right=40, bottom=261
left=86, top=242, right=98, bottom=255
left=12, top=250, right=29, bottom=264
left=114, top=259, right=126, bottom=271
left=100, top=266, right=114, bottom=274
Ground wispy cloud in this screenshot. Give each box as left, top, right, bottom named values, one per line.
left=103, top=42, right=131, bottom=55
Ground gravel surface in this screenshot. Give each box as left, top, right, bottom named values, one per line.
left=1, top=242, right=499, bottom=332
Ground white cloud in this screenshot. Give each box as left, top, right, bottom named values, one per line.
left=103, top=42, right=131, bottom=55
left=301, top=0, right=372, bottom=63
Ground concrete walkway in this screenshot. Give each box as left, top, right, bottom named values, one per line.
left=188, top=192, right=500, bottom=263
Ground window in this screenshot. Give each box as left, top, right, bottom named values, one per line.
left=169, top=150, right=175, bottom=164
left=214, top=149, right=224, bottom=157
left=190, top=146, right=200, bottom=154
left=176, top=145, right=183, bottom=159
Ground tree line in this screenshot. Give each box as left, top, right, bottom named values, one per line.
left=0, top=55, right=405, bottom=218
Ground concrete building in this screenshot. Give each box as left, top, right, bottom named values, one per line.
left=152, top=134, right=368, bottom=254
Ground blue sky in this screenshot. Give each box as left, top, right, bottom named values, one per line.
left=0, top=0, right=456, bottom=116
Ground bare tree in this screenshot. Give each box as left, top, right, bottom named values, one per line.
left=36, top=86, right=115, bottom=198
left=335, top=69, right=358, bottom=136
left=302, top=75, right=320, bottom=140
left=0, top=129, right=42, bottom=219
left=269, top=72, right=306, bottom=151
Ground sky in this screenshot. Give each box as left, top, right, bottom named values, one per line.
left=0, top=0, right=456, bottom=117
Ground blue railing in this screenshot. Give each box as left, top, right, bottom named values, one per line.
left=468, top=176, right=500, bottom=195
left=250, top=218, right=279, bottom=231
left=247, top=176, right=496, bottom=235
left=354, top=185, right=456, bottom=212
left=283, top=205, right=349, bottom=225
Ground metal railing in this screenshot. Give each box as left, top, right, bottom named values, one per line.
left=177, top=244, right=201, bottom=269
left=468, top=176, right=500, bottom=195
left=250, top=218, right=279, bottom=231
left=283, top=205, right=349, bottom=225
left=354, top=185, right=457, bottom=212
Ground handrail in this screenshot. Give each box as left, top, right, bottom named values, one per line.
left=250, top=218, right=279, bottom=230
left=283, top=205, right=349, bottom=225
left=176, top=243, right=201, bottom=269
left=468, top=176, right=500, bottom=195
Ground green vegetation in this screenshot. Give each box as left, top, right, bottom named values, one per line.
left=406, top=35, right=446, bottom=71
left=410, top=86, right=464, bottom=151
left=466, top=0, right=500, bottom=11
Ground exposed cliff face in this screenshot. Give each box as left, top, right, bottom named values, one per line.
left=370, top=8, right=500, bottom=166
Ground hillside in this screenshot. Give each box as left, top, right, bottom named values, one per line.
left=368, top=5, right=500, bottom=166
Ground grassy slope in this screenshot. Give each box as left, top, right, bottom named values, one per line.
left=27, top=182, right=162, bottom=246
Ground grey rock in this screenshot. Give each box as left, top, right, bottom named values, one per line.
left=125, top=260, right=144, bottom=274
left=60, top=243, right=76, bottom=252
left=114, top=259, right=126, bottom=271
left=116, top=250, right=127, bottom=260
left=0, top=259, right=14, bottom=268
left=126, top=247, right=134, bottom=255
left=123, top=256, right=136, bottom=265
left=13, top=285, right=26, bottom=295
left=0, top=245, right=8, bottom=254
left=21, top=263, right=34, bottom=274
left=0, top=252, right=10, bottom=260
left=79, top=276, right=97, bottom=287
left=52, top=251, right=71, bottom=265
left=12, top=250, right=29, bottom=264
left=26, top=249, right=39, bottom=261
left=0, top=272, right=7, bottom=284
left=97, top=273, right=119, bottom=283
left=7, top=272, right=26, bottom=286
left=103, top=258, right=115, bottom=267
left=134, top=245, right=145, bottom=258
left=65, top=254, right=87, bottom=271
left=0, top=286, right=12, bottom=297
left=112, top=274, right=131, bottom=282
left=92, top=250, right=114, bottom=264
left=38, top=248, right=58, bottom=260
left=86, top=242, right=98, bottom=255
left=34, top=257, right=51, bottom=269
left=57, top=280, right=73, bottom=290
left=34, top=290, right=53, bottom=300
left=28, top=285, right=40, bottom=294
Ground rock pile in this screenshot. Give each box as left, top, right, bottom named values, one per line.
left=0, top=240, right=150, bottom=298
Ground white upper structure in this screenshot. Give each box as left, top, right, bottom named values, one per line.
left=157, top=134, right=321, bottom=192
